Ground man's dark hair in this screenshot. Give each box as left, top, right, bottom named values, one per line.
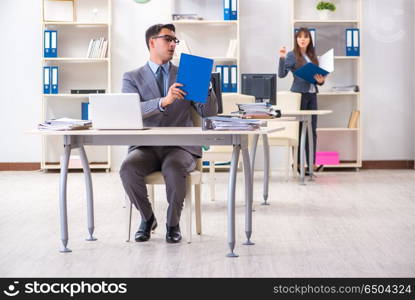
left=145, top=23, right=176, bottom=50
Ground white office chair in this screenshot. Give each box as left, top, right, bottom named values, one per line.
left=262, top=91, right=301, bottom=179
left=126, top=108, right=202, bottom=243
left=202, top=93, right=255, bottom=201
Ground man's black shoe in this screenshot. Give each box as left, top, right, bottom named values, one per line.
left=135, top=214, right=157, bottom=242
left=166, top=224, right=182, bottom=243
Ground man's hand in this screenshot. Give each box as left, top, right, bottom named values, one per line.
left=314, top=74, right=325, bottom=84
left=161, top=83, right=186, bottom=108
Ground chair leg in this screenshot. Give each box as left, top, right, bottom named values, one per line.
left=195, top=183, right=202, bottom=235
left=285, top=146, right=290, bottom=181
left=147, top=184, right=155, bottom=209
left=209, top=161, right=215, bottom=202
left=185, top=179, right=192, bottom=244
left=293, top=146, right=298, bottom=178
left=126, top=201, right=133, bottom=242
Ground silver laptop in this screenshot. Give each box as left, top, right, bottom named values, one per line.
left=89, top=93, right=144, bottom=130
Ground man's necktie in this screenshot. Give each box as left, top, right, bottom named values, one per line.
left=156, top=66, right=165, bottom=97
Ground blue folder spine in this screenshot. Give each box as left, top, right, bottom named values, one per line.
left=81, top=102, right=89, bottom=120
left=51, top=66, right=59, bottom=94
left=230, top=65, right=237, bottom=92
left=346, top=28, right=353, bottom=56
left=44, top=30, right=51, bottom=58
left=43, top=66, right=51, bottom=94
left=309, top=28, right=316, bottom=47
left=223, top=0, right=230, bottom=20
left=50, top=30, right=58, bottom=58
left=230, top=0, right=238, bottom=20
left=222, top=65, right=230, bottom=93
left=352, top=28, right=360, bottom=56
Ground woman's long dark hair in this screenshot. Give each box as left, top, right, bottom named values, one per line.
left=294, top=27, right=318, bottom=68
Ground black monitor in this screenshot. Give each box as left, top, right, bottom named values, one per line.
left=241, top=73, right=277, bottom=105
left=211, top=72, right=223, bottom=114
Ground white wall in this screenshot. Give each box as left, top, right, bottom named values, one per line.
left=1, top=0, right=414, bottom=168
left=362, top=0, right=414, bottom=160
left=0, top=0, right=42, bottom=162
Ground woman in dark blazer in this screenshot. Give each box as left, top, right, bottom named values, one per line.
left=278, top=27, right=325, bottom=174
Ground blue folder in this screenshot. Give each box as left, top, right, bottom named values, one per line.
left=43, top=66, right=51, bottom=94
left=230, top=65, right=237, bottom=92
left=352, top=28, right=360, bottom=56
left=222, top=65, right=230, bottom=93
left=223, top=0, right=230, bottom=20
left=177, top=53, right=214, bottom=103
left=44, top=30, right=51, bottom=58
left=294, top=63, right=329, bottom=84
left=346, top=28, right=353, bottom=56
left=50, top=30, right=58, bottom=57
left=51, top=66, right=59, bottom=94
left=231, top=0, right=237, bottom=20
left=81, top=102, right=89, bottom=120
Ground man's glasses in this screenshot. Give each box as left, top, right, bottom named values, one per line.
left=152, top=35, right=180, bottom=44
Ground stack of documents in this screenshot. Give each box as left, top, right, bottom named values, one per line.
left=202, top=116, right=266, bottom=131
left=38, top=118, right=92, bottom=131
left=331, top=85, right=359, bottom=92
left=237, top=102, right=281, bottom=119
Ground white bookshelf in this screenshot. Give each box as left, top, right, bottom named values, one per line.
left=41, top=0, right=112, bottom=171
left=43, top=22, right=109, bottom=26
left=43, top=58, right=109, bottom=62
left=292, top=0, right=362, bottom=169
left=172, top=20, right=238, bottom=25
left=170, top=0, right=240, bottom=91
left=293, top=19, right=360, bottom=24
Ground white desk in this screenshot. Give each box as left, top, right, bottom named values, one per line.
left=30, top=126, right=283, bottom=257
left=249, top=110, right=332, bottom=205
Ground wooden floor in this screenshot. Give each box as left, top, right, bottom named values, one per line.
left=0, top=169, right=414, bottom=277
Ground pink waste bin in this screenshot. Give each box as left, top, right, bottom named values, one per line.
left=316, top=151, right=339, bottom=165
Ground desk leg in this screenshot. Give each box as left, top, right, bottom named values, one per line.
left=307, top=116, right=315, bottom=181
left=250, top=134, right=259, bottom=210
left=300, top=120, right=307, bottom=185
left=227, top=144, right=240, bottom=258
left=59, top=141, right=72, bottom=253
left=262, top=134, right=270, bottom=205
left=242, top=147, right=254, bottom=246
left=79, top=146, right=97, bottom=241
left=249, top=134, right=259, bottom=179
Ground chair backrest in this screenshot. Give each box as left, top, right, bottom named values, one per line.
left=267, top=91, right=301, bottom=142
left=275, top=91, right=301, bottom=111
left=221, top=93, right=255, bottom=114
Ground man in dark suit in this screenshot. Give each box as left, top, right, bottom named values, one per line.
left=120, top=24, right=217, bottom=243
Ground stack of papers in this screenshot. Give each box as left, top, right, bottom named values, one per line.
left=38, top=118, right=92, bottom=131
left=331, top=85, right=359, bottom=92
left=202, top=116, right=267, bottom=131
left=237, top=103, right=281, bottom=119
